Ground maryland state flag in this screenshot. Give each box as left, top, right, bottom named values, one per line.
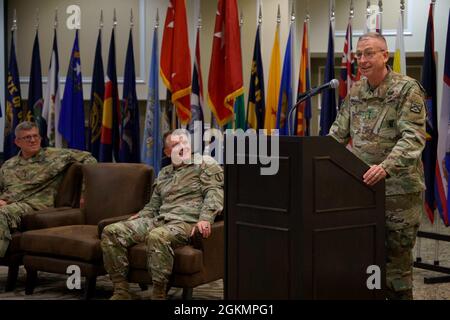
left=160, top=0, right=191, bottom=125
left=246, top=25, right=265, bottom=130
left=3, top=31, right=22, bottom=160
left=28, top=30, right=45, bottom=146
left=208, top=0, right=243, bottom=126
left=422, top=3, right=438, bottom=223
left=88, top=28, right=104, bottom=160
left=99, top=28, right=120, bottom=162
left=119, top=29, right=140, bottom=163
left=295, top=19, right=311, bottom=136
left=59, top=30, right=85, bottom=150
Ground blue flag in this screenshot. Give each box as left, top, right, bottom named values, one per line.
left=119, top=29, right=140, bottom=163
left=246, top=25, right=265, bottom=130
left=88, top=28, right=105, bottom=160
left=99, top=28, right=120, bottom=162
left=319, top=21, right=337, bottom=136
left=276, top=25, right=294, bottom=136
left=189, top=28, right=205, bottom=155
left=3, top=31, right=22, bottom=160
left=142, top=26, right=162, bottom=174
left=59, top=30, right=85, bottom=150
left=422, top=4, right=438, bottom=223
left=28, top=30, right=44, bottom=147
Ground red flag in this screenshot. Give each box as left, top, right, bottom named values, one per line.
left=296, top=20, right=311, bottom=136
left=160, top=0, right=191, bottom=125
left=208, top=0, right=243, bottom=126
left=339, top=20, right=358, bottom=106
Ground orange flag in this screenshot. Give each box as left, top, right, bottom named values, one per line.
left=208, top=0, right=243, bottom=126
left=160, top=0, right=191, bottom=125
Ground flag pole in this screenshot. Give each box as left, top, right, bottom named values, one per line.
left=378, top=0, right=383, bottom=34
left=365, top=0, right=370, bottom=33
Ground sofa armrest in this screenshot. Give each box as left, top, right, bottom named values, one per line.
left=97, top=214, right=134, bottom=238
left=21, top=208, right=85, bottom=231
left=190, top=221, right=224, bottom=280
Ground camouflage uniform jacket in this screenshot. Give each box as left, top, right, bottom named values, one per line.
left=0, top=147, right=97, bottom=209
left=329, top=69, right=426, bottom=196
left=138, top=154, right=224, bottom=224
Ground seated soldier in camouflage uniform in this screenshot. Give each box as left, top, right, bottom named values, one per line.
left=0, top=121, right=97, bottom=258
left=101, top=129, right=224, bottom=300
left=329, top=33, right=426, bottom=300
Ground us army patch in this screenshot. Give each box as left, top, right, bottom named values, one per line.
left=410, top=103, right=422, bottom=114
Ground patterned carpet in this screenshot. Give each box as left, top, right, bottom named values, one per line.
left=0, top=268, right=224, bottom=300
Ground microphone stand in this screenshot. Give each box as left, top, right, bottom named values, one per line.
left=287, top=92, right=314, bottom=136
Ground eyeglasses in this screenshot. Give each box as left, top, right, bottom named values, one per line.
left=18, top=134, right=41, bottom=142
left=355, top=49, right=386, bottom=60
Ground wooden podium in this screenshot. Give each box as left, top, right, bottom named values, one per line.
left=225, top=136, right=385, bottom=300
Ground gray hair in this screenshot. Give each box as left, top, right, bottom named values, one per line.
left=358, top=32, right=388, bottom=50
left=15, top=121, right=39, bottom=137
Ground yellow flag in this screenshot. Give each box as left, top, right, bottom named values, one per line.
left=264, top=24, right=281, bottom=131
left=393, top=13, right=406, bottom=75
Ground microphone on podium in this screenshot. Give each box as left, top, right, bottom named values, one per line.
left=287, top=79, right=339, bottom=135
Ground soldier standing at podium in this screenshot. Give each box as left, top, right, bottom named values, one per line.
left=329, top=32, right=426, bottom=300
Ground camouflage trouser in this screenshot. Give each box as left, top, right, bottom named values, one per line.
left=0, top=202, right=33, bottom=258
left=101, top=216, right=193, bottom=284
left=385, top=192, right=422, bottom=300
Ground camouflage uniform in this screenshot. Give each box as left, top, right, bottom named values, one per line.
left=0, top=147, right=97, bottom=257
left=329, top=68, right=426, bottom=299
left=101, top=154, right=224, bottom=285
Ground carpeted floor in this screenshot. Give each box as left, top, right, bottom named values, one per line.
left=0, top=268, right=224, bottom=300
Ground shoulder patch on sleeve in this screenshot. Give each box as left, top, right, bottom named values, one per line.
left=410, top=103, right=423, bottom=114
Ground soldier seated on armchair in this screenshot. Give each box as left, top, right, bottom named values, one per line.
left=0, top=121, right=97, bottom=258
left=101, top=129, right=224, bottom=300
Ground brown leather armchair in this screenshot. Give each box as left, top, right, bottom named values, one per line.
left=98, top=215, right=224, bottom=299
left=0, top=163, right=84, bottom=291
left=20, top=163, right=154, bottom=299
left=131, top=218, right=224, bottom=299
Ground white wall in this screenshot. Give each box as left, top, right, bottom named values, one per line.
left=1, top=0, right=449, bottom=151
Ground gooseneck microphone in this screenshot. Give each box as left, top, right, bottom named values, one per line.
left=287, top=79, right=339, bottom=135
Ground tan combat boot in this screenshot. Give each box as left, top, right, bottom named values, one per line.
left=110, top=280, right=132, bottom=300
left=151, top=282, right=167, bottom=300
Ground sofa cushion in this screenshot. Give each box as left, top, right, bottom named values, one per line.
left=9, top=231, right=22, bottom=252
left=129, top=243, right=203, bottom=274
left=21, top=225, right=102, bottom=262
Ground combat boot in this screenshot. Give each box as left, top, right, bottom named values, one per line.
left=151, top=282, right=167, bottom=300
left=110, top=280, right=132, bottom=300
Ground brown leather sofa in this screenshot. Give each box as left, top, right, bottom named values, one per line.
left=0, top=163, right=84, bottom=291
left=21, top=163, right=224, bottom=300
left=20, top=163, right=154, bottom=299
